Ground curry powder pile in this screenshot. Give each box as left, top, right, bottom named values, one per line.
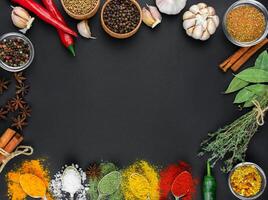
left=6, top=159, right=53, bottom=200
left=121, top=160, right=159, bottom=200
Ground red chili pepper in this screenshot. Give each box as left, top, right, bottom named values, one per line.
left=42, top=0, right=75, bottom=56
left=12, top=0, right=77, bottom=37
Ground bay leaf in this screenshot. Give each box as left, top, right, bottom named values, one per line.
left=243, top=98, right=255, bottom=107
left=234, top=84, right=268, bottom=104
left=234, top=87, right=255, bottom=104
left=236, top=68, right=268, bottom=83
left=225, top=77, right=249, bottom=93
left=255, top=50, right=268, bottom=71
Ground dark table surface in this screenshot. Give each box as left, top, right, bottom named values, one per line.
left=1, top=0, right=268, bottom=199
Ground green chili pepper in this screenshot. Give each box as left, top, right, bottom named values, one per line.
left=203, top=161, right=217, bottom=200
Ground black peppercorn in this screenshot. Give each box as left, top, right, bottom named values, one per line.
left=103, top=0, right=140, bottom=34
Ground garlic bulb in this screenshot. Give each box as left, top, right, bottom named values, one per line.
left=11, top=6, right=34, bottom=34
left=77, top=20, right=96, bottom=39
left=156, top=0, right=187, bottom=15
left=182, top=3, right=219, bottom=41
left=142, top=5, right=162, bottom=28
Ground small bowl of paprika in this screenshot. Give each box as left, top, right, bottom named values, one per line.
left=0, top=32, right=34, bottom=72
left=228, top=162, right=267, bottom=200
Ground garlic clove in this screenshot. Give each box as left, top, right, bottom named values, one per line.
left=77, top=20, right=96, bottom=39
left=207, top=7, right=215, bottom=16
left=197, top=3, right=207, bottom=9
left=11, top=6, right=34, bottom=33
left=142, top=7, right=157, bottom=28
left=192, top=25, right=203, bottom=39
left=183, top=11, right=195, bottom=20
left=201, top=30, right=210, bottom=40
left=199, top=8, right=208, bottom=15
left=189, top=5, right=200, bottom=14
left=207, top=18, right=216, bottom=34
left=211, top=15, right=220, bottom=27
left=186, top=27, right=194, bottom=36
left=183, top=18, right=196, bottom=29
left=146, top=4, right=162, bottom=25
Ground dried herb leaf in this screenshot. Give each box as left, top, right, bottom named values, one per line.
left=236, top=68, right=268, bottom=83
left=234, top=84, right=268, bottom=104
left=255, top=50, right=268, bottom=71
left=234, top=88, right=255, bottom=104
left=225, top=77, right=249, bottom=93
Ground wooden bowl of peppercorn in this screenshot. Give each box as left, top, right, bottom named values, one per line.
left=101, top=0, right=142, bottom=39
left=61, top=0, right=100, bottom=20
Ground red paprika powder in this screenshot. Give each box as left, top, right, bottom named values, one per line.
left=159, top=161, right=198, bottom=200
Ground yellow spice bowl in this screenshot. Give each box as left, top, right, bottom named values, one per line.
left=228, top=162, right=266, bottom=200
left=100, top=0, right=142, bottom=39
left=61, top=0, right=100, bottom=20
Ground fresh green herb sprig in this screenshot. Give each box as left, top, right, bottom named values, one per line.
left=199, top=51, right=268, bottom=173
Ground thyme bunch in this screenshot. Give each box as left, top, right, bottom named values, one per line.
left=199, top=109, right=259, bottom=173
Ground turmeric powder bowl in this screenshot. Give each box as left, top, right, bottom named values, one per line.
left=223, top=0, right=268, bottom=47
left=228, top=162, right=266, bottom=200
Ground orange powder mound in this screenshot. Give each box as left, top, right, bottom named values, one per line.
left=6, top=159, right=53, bottom=200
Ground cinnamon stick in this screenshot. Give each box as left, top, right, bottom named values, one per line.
left=0, top=129, right=16, bottom=148
left=0, top=133, right=23, bottom=162
left=231, top=38, right=268, bottom=72
left=219, top=47, right=250, bottom=72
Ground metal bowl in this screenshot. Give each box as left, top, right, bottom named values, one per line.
left=223, top=0, right=268, bottom=47
left=0, top=32, right=34, bottom=72
left=228, top=162, right=267, bottom=200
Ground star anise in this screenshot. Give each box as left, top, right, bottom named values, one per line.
left=16, top=83, right=30, bottom=97
left=0, top=107, right=8, bottom=120
left=12, top=115, right=27, bottom=130
left=0, top=78, right=9, bottom=94
left=5, top=100, right=15, bottom=112
left=10, top=95, right=26, bottom=110
left=19, top=104, right=32, bottom=118
left=14, top=72, right=26, bottom=84
left=86, top=163, right=101, bottom=179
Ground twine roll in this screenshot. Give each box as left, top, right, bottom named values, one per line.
left=253, top=100, right=268, bottom=126
left=0, top=145, right=33, bottom=173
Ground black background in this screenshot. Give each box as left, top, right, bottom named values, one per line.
left=1, top=0, right=268, bottom=199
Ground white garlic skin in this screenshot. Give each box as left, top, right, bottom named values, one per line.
left=11, top=6, right=34, bottom=33
left=77, top=20, right=96, bottom=39
left=156, top=0, right=187, bottom=15
left=182, top=2, right=219, bottom=41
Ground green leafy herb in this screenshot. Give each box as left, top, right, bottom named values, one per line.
left=255, top=50, right=268, bottom=71
left=234, top=84, right=268, bottom=104
left=236, top=68, right=268, bottom=83
left=225, top=77, right=249, bottom=94
left=200, top=51, right=268, bottom=173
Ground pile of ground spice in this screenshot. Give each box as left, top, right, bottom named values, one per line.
left=6, top=159, right=53, bottom=200
left=226, top=5, right=266, bottom=42
left=87, top=162, right=124, bottom=200
left=121, top=160, right=159, bottom=200
left=159, top=161, right=198, bottom=200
